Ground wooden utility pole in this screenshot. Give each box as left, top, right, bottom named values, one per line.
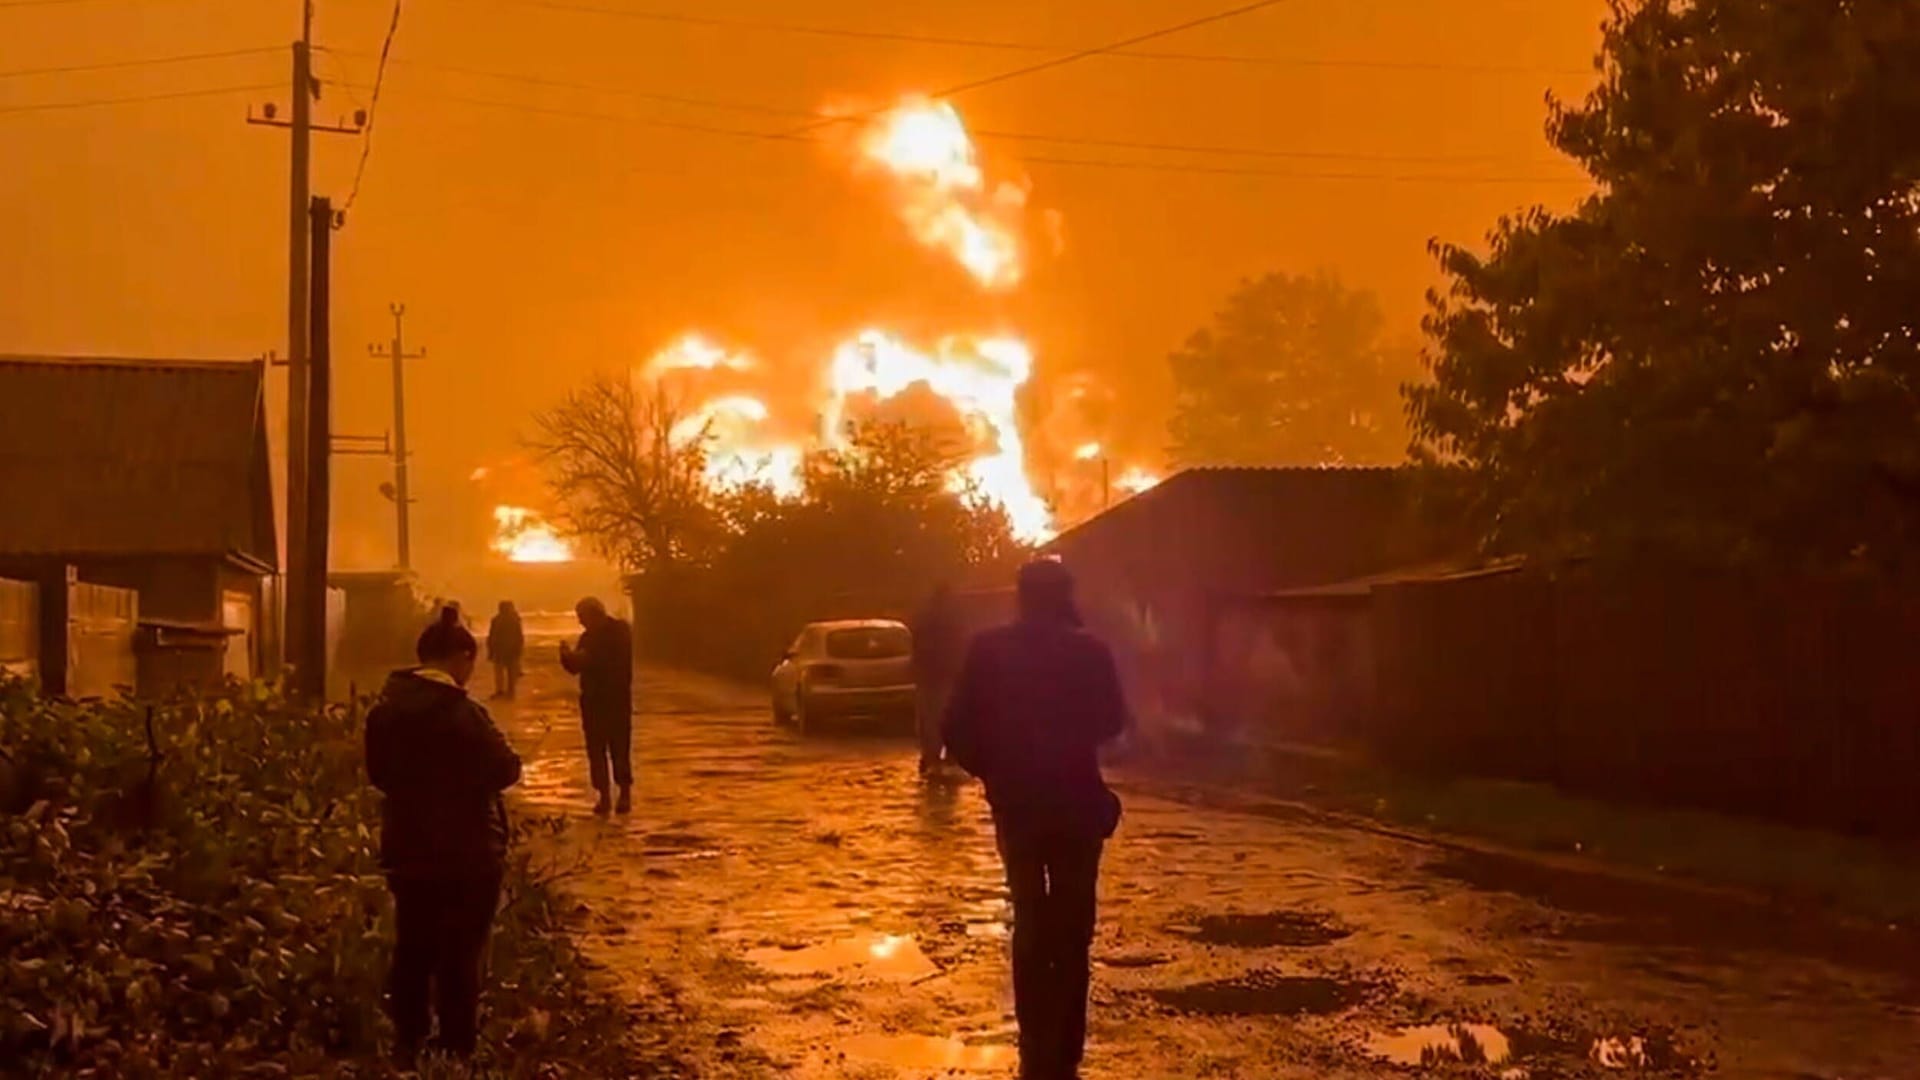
left=369, top=304, right=424, bottom=570
left=247, top=1, right=361, bottom=675
left=302, top=196, right=334, bottom=699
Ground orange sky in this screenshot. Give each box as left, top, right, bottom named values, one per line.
left=0, top=0, right=1604, bottom=596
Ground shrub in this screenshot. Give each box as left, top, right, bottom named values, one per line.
left=0, top=678, right=685, bottom=1077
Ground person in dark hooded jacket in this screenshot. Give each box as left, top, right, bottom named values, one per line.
left=943, top=559, right=1128, bottom=1080
left=364, top=605, right=522, bottom=1063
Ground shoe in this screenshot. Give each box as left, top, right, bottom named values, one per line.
left=615, top=786, right=632, bottom=814
left=591, top=790, right=612, bottom=816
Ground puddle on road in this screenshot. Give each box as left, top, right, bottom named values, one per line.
left=1365, top=1021, right=1702, bottom=1074
left=1171, top=909, right=1353, bottom=948
left=1369, top=1023, right=1514, bottom=1067
left=745, top=932, right=940, bottom=982
left=839, top=1033, right=1016, bottom=1071
left=1150, top=969, right=1374, bottom=1017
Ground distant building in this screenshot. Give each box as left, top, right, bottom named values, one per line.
left=1038, top=466, right=1452, bottom=740
left=0, top=356, right=278, bottom=693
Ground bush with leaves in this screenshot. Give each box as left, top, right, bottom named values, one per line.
left=0, top=677, right=692, bottom=1077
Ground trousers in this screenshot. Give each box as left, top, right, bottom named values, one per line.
left=388, top=874, right=501, bottom=1057
left=916, top=680, right=951, bottom=766
left=998, top=829, right=1104, bottom=1078
left=583, top=705, right=633, bottom=792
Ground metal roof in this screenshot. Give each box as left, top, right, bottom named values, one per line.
left=0, top=355, right=277, bottom=567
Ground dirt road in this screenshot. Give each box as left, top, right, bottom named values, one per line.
left=488, top=643, right=1920, bottom=1078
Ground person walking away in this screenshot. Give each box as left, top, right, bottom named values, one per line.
left=943, top=559, right=1127, bottom=1080
left=559, top=596, right=634, bottom=815
left=487, top=600, right=525, bottom=700
left=910, top=583, right=965, bottom=776
left=364, top=606, right=523, bottom=1064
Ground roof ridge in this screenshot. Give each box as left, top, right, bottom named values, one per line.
left=0, top=354, right=262, bottom=373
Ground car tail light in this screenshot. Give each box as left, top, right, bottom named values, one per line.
left=807, top=664, right=844, bottom=684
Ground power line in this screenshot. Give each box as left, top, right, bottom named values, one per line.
left=0, top=46, right=278, bottom=79
left=971, top=125, right=1553, bottom=167
left=329, top=51, right=1559, bottom=167
left=785, top=0, right=1291, bottom=138
left=406, top=87, right=803, bottom=141
left=934, top=0, right=1293, bottom=100
left=475, top=0, right=1589, bottom=78
left=410, top=90, right=1587, bottom=186
left=1018, top=151, right=1587, bottom=185
left=0, top=81, right=279, bottom=115
left=341, top=0, right=403, bottom=215
left=335, top=50, right=811, bottom=118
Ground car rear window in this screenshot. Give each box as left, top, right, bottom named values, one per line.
left=825, top=627, right=911, bottom=660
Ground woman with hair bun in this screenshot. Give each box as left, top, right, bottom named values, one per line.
left=364, top=605, right=523, bottom=1063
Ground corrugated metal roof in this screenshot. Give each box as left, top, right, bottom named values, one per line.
left=0, top=355, right=276, bottom=566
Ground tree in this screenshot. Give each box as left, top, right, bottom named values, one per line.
left=1167, top=271, right=1409, bottom=468
left=529, top=374, right=718, bottom=572
left=1410, top=0, right=1920, bottom=570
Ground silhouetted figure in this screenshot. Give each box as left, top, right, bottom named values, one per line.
left=910, top=582, right=965, bottom=776
left=944, top=559, right=1127, bottom=1080
left=365, top=606, right=522, bottom=1064
left=559, top=596, right=634, bottom=815
left=487, top=600, right=525, bottom=701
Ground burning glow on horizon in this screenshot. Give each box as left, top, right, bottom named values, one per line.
left=672, top=394, right=806, bottom=499
left=859, top=97, right=1029, bottom=290
left=469, top=466, right=490, bottom=481
left=824, top=330, right=1053, bottom=543
left=1074, top=442, right=1103, bottom=461
left=647, top=333, right=756, bottom=375
left=491, top=505, right=574, bottom=563
left=1116, top=467, right=1161, bottom=495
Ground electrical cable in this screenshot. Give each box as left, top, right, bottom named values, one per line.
left=340, top=0, right=402, bottom=216
left=0, top=46, right=278, bottom=79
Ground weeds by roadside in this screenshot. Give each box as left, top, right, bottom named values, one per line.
left=0, top=676, right=690, bottom=1077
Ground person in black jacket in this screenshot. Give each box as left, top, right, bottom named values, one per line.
left=559, top=596, right=634, bottom=815
left=365, top=606, right=523, bottom=1064
left=486, top=600, right=525, bottom=701
left=943, top=559, right=1128, bottom=1080
left=910, top=583, right=965, bottom=776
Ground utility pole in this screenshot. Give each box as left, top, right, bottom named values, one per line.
left=248, top=1, right=362, bottom=675
left=302, top=196, right=334, bottom=699
left=368, top=304, right=424, bottom=571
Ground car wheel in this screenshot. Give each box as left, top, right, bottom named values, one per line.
left=773, top=696, right=792, bottom=726
left=794, top=691, right=813, bottom=736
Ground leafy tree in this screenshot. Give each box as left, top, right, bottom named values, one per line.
left=529, top=374, right=719, bottom=572
left=1167, top=271, right=1409, bottom=468
left=632, top=420, right=1022, bottom=678
left=1410, top=0, right=1920, bottom=569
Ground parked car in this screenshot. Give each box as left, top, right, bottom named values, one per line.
left=771, top=619, right=915, bottom=734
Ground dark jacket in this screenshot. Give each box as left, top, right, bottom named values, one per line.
left=487, top=612, right=524, bottom=663
left=910, top=598, right=966, bottom=687
left=365, top=669, right=522, bottom=879
left=561, top=617, right=633, bottom=718
left=942, top=618, right=1128, bottom=840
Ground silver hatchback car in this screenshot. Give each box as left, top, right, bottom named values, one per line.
left=771, top=619, right=916, bottom=734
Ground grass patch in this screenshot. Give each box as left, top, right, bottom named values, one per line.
left=1144, top=732, right=1920, bottom=926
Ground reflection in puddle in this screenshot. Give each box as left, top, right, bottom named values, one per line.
left=840, top=1033, right=1015, bottom=1071
left=1367, top=1023, right=1697, bottom=1074
left=1369, top=1023, right=1513, bottom=1066
left=745, top=932, right=939, bottom=982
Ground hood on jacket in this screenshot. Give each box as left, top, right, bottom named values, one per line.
left=376, top=667, right=468, bottom=715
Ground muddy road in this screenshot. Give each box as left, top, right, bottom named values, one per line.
left=488, top=646, right=1920, bottom=1078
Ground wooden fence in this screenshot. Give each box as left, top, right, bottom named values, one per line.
left=1371, top=572, right=1920, bottom=836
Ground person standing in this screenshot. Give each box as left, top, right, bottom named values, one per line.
left=487, top=600, right=525, bottom=701
left=943, top=559, right=1127, bottom=1080
left=909, top=582, right=965, bottom=776
left=559, top=596, right=634, bottom=815
left=364, top=606, right=522, bottom=1064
